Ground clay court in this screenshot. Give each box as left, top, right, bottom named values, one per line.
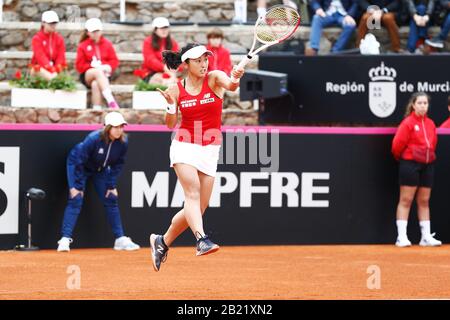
left=1, top=245, right=450, bottom=300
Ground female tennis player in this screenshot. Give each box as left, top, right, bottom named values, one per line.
left=392, top=92, right=441, bottom=247
left=149, top=43, right=244, bottom=271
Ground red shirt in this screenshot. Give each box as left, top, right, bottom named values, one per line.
left=207, top=44, right=232, bottom=76
left=440, top=117, right=450, bottom=128
left=176, top=75, right=223, bottom=146
left=75, top=37, right=119, bottom=74
left=392, top=112, right=437, bottom=163
left=30, top=29, right=66, bottom=72
left=142, top=36, right=179, bottom=75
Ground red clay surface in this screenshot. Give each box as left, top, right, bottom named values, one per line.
left=1, top=245, right=450, bottom=300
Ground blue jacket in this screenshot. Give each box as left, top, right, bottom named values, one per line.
left=310, top=0, right=359, bottom=17
left=68, top=130, right=128, bottom=190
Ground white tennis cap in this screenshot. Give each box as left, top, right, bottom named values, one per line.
left=104, top=112, right=127, bottom=127
left=42, top=11, right=60, bottom=23
left=181, top=45, right=213, bottom=62
left=152, top=17, right=170, bottom=29
left=85, top=18, right=103, bottom=32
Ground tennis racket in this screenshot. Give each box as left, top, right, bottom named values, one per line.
left=231, top=5, right=301, bottom=82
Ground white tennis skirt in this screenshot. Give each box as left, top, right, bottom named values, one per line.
left=169, top=139, right=221, bottom=177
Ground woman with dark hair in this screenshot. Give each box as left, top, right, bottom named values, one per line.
left=75, top=18, right=120, bottom=109
left=148, top=43, right=244, bottom=272
left=141, top=17, right=180, bottom=85
left=57, top=112, right=139, bottom=252
left=206, top=28, right=232, bottom=75
left=30, top=11, right=66, bottom=80
left=392, top=92, right=441, bottom=247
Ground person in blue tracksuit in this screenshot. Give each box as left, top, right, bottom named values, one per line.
left=57, top=112, right=140, bottom=252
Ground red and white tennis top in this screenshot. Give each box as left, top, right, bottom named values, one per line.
left=175, top=75, right=223, bottom=146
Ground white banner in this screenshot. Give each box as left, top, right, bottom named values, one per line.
left=0, top=147, right=20, bottom=235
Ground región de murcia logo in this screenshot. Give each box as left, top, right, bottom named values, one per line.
left=368, top=62, right=397, bottom=118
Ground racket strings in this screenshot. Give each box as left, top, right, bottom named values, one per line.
left=256, top=6, right=300, bottom=43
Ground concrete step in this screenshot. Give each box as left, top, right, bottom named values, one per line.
left=0, top=51, right=259, bottom=84
left=2, top=0, right=237, bottom=23
left=0, top=22, right=258, bottom=53
left=1, top=21, right=446, bottom=55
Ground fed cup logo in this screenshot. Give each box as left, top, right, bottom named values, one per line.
left=0, top=147, right=20, bottom=235
left=368, top=62, right=397, bottom=118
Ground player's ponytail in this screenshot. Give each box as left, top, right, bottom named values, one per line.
left=162, top=43, right=201, bottom=70
left=162, top=50, right=182, bottom=70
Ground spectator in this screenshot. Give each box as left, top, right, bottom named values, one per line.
left=206, top=28, right=232, bottom=75
left=425, top=0, right=449, bottom=49
left=305, top=0, right=358, bottom=55
left=439, top=96, right=450, bottom=128
left=256, top=0, right=300, bottom=16
left=234, top=0, right=248, bottom=23
left=141, top=17, right=179, bottom=86
left=258, top=0, right=268, bottom=16
left=30, top=11, right=66, bottom=80
left=75, top=18, right=120, bottom=109
left=391, top=92, right=442, bottom=247
left=405, top=0, right=436, bottom=53
left=357, top=0, right=403, bottom=53
left=234, top=0, right=299, bottom=23
left=57, top=112, right=140, bottom=252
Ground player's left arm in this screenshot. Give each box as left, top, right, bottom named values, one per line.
left=210, top=68, right=244, bottom=92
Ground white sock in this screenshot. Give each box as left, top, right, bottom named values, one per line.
left=102, top=88, right=115, bottom=104
left=419, top=220, right=431, bottom=238
left=92, top=105, right=103, bottom=110
left=396, top=220, right=408, bottom=239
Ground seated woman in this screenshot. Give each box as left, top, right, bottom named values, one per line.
left=406, top=0, right=436, bottom=53
left=141, top=17, right=180, bottom=86
left=75, top=18, right=120, bottom=109
left=206, top=28, right=232, bottom=76
left=30, top=11, right=67, bottom=80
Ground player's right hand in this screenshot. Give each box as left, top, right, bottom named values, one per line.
left=231, top=66, right=244, bottom=81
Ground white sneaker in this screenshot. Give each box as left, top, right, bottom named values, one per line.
left=57, top=237, right=73, bottom=252
left=395, top=237, right=412, bottom=247
left=420, top=233, right=442, bottom=247
left=114, top=236, right=140, bottom=251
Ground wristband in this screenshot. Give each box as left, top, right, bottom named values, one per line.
left=166, top=103, right=176, bottom=114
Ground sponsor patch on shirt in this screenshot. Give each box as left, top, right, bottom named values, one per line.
left=180, top=99, right=198, bottom=108
left=414, top=125, right=420, bottom=131
left=200, top=97, right=215, bottom=105
left=98, top=148, right=104, bottom=154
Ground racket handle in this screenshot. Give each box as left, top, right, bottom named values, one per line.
left=231, top=55, right=252, bottom=83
